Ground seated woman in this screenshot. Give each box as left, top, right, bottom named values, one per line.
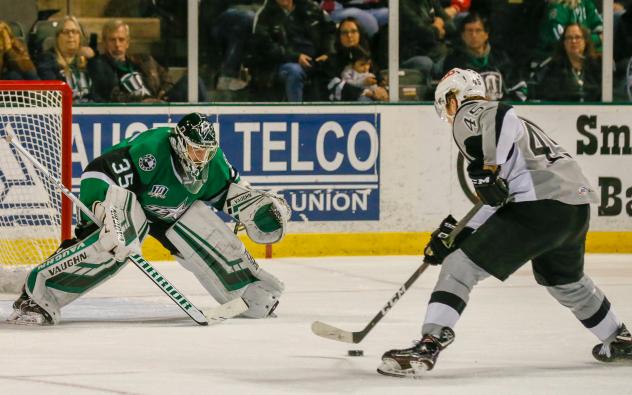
left=0, top=20, right=38, bottom=80
left=533, top=23, right=602, bottom=102
left=36, top=16, right=95, bottom=102
left=325, top=17, right=388, bottom=101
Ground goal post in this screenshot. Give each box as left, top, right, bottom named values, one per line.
left=0, top=81, right=73, bottom=292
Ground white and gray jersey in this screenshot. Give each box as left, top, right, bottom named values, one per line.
left=452, top=100, right=598, bottom=206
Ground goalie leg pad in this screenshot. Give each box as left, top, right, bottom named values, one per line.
left=223, top=182, right=291, bottom=244
left=167, top=201, right=284, bottom=317
left=20, top=229, right=127, bottom=324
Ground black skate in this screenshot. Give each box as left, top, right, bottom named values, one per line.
left=592, top=324, right=632, bottom=362
left=7, top=290, right=54, bottom=326
left=377, top=327, right=455, bottom=377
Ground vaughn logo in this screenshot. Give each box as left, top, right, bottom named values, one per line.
left=47, top=252, right=88, bottom=276
left=148, top=184, right=168, bottom=199
left=139, top=154, right=157, bottom=171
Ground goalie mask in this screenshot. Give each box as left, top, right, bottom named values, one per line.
left=434, top=68, right=486, bottom=123
left=170, top=112, right=219, bottom=180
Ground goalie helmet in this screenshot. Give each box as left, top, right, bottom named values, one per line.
left=170, top=112, right=219, bottom=179
left=434, top=68, right=486, bottom=123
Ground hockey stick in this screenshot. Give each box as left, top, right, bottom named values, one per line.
left=2, top=126, right=248, bottom=325
left=311, top=201, right=484, bottom=343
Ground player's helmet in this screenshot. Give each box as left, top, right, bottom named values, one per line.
left=434, top=68, right=486, bottom=123
left=170, top=112, right=219, bottom=178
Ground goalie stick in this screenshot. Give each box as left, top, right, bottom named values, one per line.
left=311, top=201, right=484, bottom=343
left=2, top=126, right=248, bottom=326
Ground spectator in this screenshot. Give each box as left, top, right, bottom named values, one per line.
left=442, top=12, right=527, bottom=101
left=88, top=19, right=208, bottom=103
left=537, top=0, right=603, bottom=60
left=250, top=0, right=336, bottom=102
left=399, top=0, right=456, bottom=79
left=0, top=20, right=38, bottom=80
left=534, top=23, right=601, bottom=102
left=469, top=1, right=546, bottom=80
left=36, top=16, right=94, bottom=103
left=324, top=17, right=388, bottom=101
left=208, top=0, right=263, bottom=91
left=320, top=0, right=388, bottom=39
left=339, top=45, right=387, bottom=101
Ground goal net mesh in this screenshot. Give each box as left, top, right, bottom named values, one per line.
left=0, top=87, right=68, bottom=292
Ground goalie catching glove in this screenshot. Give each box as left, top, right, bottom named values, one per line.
left=223, top=182, right=291, bottom=244
left=423, top=215, right=473, bottom=265
left=467, top=161, right=509, bottom=207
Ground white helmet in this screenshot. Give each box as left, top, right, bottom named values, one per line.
left=434, top=68, right=486, bottom=123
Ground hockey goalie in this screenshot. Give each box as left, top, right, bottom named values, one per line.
left=8, top=112, right=290, bottom=325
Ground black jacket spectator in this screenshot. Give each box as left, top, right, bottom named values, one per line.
left=443, top=47, right=526, bottom=101
left=249, top=0, right=336, bottom=99
left=400, top=0, right=456, bottom=62
left=89, top=52, right=173, bottom=103
left=442, top=13, right=527, bottom=101
left=533, top=24, right=601, bottom=102
left=534, top=56, right=601, bottom=102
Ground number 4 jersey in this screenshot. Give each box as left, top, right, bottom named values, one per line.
left=78, top=127, right=239, bottom=225
left=453, top=100, right=598, bottom=205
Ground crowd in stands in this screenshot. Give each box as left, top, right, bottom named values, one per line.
left=1, top=0, right=632, bottom=103
left=1, top=14, right=206, bottom=103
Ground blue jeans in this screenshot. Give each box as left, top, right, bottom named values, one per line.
left=212, top=8, right=256, bottom=77
left=278, top=63, right=307, bottom=102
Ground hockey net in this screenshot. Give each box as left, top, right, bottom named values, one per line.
left=0, top=81, right=72, bottom=293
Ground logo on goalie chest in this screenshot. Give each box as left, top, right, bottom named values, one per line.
left=148, top=185, right=169, bottom=199
left=139, top=154, right=157, bottom=171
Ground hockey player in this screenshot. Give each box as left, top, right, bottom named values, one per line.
left=378, top=68, right=631, bottom=377
left=8, top=112, right=290, bottom=325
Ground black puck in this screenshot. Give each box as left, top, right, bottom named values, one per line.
left=347, top=349, right=364, bottom=356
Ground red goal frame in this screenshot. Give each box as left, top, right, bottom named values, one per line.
left=0, top=80, right=73, bottom=240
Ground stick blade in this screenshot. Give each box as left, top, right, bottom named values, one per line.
left=311, top=320, right=356, bottom=343
left=203, top=298, right=249, bottom=324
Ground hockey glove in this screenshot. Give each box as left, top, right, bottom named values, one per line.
left=423, top=215, right=473, bottom=265
left=467, top=162, right=509, bottom=207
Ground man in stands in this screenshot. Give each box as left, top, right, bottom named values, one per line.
left=249, top=0, right=336, bottom=102
left=89, top=19, right=207, bottom=103
left=442, top=12, right=527, bottom=101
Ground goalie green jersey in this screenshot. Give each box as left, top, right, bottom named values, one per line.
left=79, top=127, right=240, bottom=224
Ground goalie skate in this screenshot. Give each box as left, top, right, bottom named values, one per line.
left=593, top=324, right=632, bottom=362
left=377, top=327, right=455, bottom=378
left=7, top=293, right=54, bottom=326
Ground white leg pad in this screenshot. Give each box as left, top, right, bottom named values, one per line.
left=167, top=201, right=284, bottom=318
left=24, top=229, right=126, bottom=324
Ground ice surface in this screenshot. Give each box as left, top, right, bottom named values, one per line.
left=1, top=254, right=630, bottom=394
